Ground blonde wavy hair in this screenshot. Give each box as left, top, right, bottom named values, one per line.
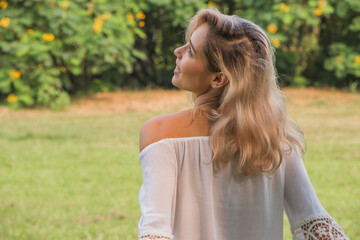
left=185, top=9, right=305, bottom=176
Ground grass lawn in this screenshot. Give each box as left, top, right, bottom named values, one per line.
left=0, top=88, right=359, bottom=240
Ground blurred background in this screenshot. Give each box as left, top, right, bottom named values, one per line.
left=0, top=0, right=359, bottom=240
left=0, top=0, right=359, bottom=109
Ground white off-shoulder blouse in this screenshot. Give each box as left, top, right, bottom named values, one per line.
left=138, top=137, right=349, bottom=240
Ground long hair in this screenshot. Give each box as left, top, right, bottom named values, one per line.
left=185, top=9, right=305, bottom=176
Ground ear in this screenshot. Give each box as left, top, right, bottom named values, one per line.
left=210, top=72, right=229, bottom=89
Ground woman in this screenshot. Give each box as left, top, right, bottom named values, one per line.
left=137, top=9, right=349, bottom=240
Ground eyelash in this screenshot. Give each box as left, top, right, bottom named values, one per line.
left=187, top=46, right=193, bottom=56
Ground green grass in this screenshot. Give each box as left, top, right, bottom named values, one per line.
left=0, top=113, right=152, bottom=240
left=0, top=91, right=359, bottom=239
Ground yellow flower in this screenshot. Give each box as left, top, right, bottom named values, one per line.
left=126, top=12, right=134, bottom=22
left=272, top=39, right=280, bottom=48
left=100, top=13, right=111, bottom=21
left=208, top=1, right=216, bottom=8
left=94, top=17, right=103, bottom=25
left=92, top=25, right=102, bottom=33
left=136, top=10, right=146, bottom=20
left=10, top=69, right=21, bottom=79
left=335, top=56, right=342, bottom=62
left=59, top=0, right=69, bottom=10
left=318, top=0, right=327, bottom=8
left=92, top=17, right=103, bottom=33
left=43, top=33, right=55, bottom=42
left=0, top=17, right=10, bottom=27
left=139, top=21, right=145, bottom=28
left=279, top=3, right=290, bottom=13
left=7, top=93, right=18, bottom=103
left=27, top=29, right=34, bottom=34
left=355, top=56, right=360, bottom=65
left=0, top=0, right=8, bottom=9
left=267, top=23, right=278, bottom=34
left=314, top=8, right=322, bottom=16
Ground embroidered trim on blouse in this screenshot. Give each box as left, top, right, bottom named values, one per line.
left=138, top=232, right=174, bottom=240
left=292, top=213, right=349, bottom=240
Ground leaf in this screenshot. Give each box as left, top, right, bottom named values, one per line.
left=283, top=15, right=293, bottom=25
left=349, top=17, right=360, bottom=32
left=70, top=58, right=81, bottom=66
left=293, top=76, right=309, bottom=87
left=336, top=1, right=349, bottom=18
left=133, top=28, right=146, bottom=39
left=71, top=67, right=82, bottom=76
left=18, top=94, right=35, bottom=106
left=132, top=49, right=146, bottom=60
left=0, top=80, right=11, bottom=93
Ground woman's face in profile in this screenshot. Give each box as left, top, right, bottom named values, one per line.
left=172, top=24, right=215, bottom=96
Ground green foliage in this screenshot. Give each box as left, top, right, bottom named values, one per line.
left=129, top=0, right=360, bottom=90
left=228, top=0, right=360, bottom=87
left=1, top=0, right=360, bottom=108
left=324, top=43, right=360, bottom=81
left=126, top=0, right=207, bottom=88
left=0, top=0, right=145, bottom=109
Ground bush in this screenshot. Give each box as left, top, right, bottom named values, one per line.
left=126, top=0, right=360, bottom=89
left=0, top=0, right=359, bottom=109
left=0, top=0, right=145, bottom=109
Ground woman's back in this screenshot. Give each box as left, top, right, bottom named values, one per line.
left=138, top=136, right=347, bottom=239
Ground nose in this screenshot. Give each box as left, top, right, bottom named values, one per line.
left=174, top=46, right=182, bottom=59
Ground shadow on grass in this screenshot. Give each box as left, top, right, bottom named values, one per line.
left=3, top=132, right=80, bottom=141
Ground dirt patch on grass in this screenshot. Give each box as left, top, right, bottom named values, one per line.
left=69, top=89, right=190, bottom=115
left=282, top=87, right=359, bottom=106
left=0, top=90, right=190, bottom=117
left=73, top=211, right=127, bottom=223
left=0, top=88, right=358, bottom=117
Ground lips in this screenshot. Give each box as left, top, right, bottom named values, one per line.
left=174, top=64, right=181, bottom=74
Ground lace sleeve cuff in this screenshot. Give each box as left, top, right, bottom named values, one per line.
left=291, top=213, right=349, bottom=240
left=138, top=232, right=174, bottom=240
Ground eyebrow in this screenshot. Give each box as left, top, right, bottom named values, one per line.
left=189, top=40, right=197, bottom=54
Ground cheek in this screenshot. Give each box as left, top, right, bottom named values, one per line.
left=182, top=60, right=204, bottom=74
left=181, top=60, right=212, bottom=94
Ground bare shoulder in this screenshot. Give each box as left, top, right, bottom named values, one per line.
left=139, top=114, right=167, bottom=152
left=139, top=109, right=194, bottom=152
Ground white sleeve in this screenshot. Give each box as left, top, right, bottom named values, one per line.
left=284, top=147, right=349, bottom=240
left=138, top=141, right=177, bottom=240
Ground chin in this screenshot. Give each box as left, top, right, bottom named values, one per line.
left=171, top=76, right=179, bottom=88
